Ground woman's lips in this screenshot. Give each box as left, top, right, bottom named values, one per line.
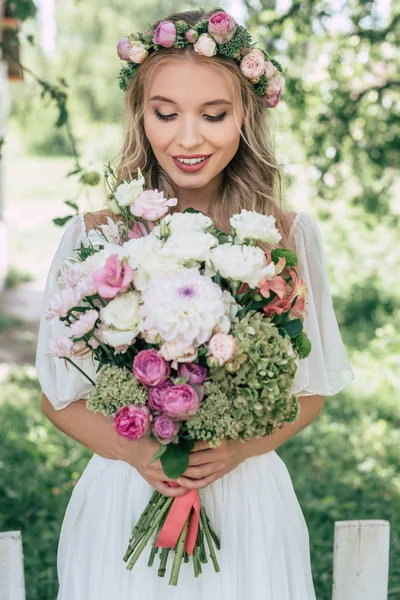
left=172, top=155, right=211, bottom=173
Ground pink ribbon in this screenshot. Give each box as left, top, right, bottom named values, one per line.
left=155, top=488, right=201, bottom=555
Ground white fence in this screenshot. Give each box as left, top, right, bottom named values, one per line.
left=0, top=520, right=391, bottom=599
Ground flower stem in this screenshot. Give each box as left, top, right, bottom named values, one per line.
left=158, top=547, right=170, bottom=577
left=126, top=497, right=174, bottom=571
left=147, top=509, right=167, bottom=567
left=65, top=358, right=95, bottom=385
left=198, top=523, right=208, bottom=563
left=200, top=506, right=220, bottom=572
left=130, top=490, right=159, bottom=542
left=123, top=493, right=166, bottom=561
left=169, top=514, right=190, bottom=586
left=205, top=511, right=221, bottom=549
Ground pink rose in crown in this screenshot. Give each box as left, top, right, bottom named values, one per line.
left=128, top=220, right=155, bottom=239
left=178, top=362, right=208, bottom=385
left=116, top=36, right=130, bottom=60
left=148, top=379, right=174, bottom=411
left=133, top=349, right=171, bottom=387
left=240, top=48, right=266, bottom=83
left=265, top=73, right=283, bottom=108
left=128, top=41, right=149, bottom=64
left=130, top=189, right=178, bottom=221
left=114, top=405, right=151, bottom=440
left=208, top=11, right=237, bottom=45
left=208, top=333, right=237, bottom=366
left=162, top=384, right=200, bottom=420
left=264, top=59, right=278, bottom=80
left=92, top=254, right=133, bottom=299
left=153, top=21, right=176, bottom=48
left=153, top=414, right=180, bottom=444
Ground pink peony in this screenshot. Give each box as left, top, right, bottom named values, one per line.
left=114, top=405, right=151, bottom=441
left=130, top=189, right=178, bottom=222
left=116, top=36, right=130, bottom=60
left=240, top=48, right=266, bottom=83
left=69, top=309, right=99, bottom=338
left=162, top=384, right=200, bottom=420
left=153, top=414, right=180, bottom=444
left=128, top=220, right=155, bottom=239
left=92, top=254, right=133, bottom=299
left=133, top=349, right=170, bottom=387
left=148, top=379, right=174, bottom=411
left=208, top=11, right=237, bottom=45
left=153, top=21, right=176, bottom=48
left=178, top=362, right=208, bottom=385
left=208, top=333, right=237, bottom=366
left=47, top=335, right=74, bottom=358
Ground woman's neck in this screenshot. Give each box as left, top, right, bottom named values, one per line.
left=173, top=173, right=223, bottom=215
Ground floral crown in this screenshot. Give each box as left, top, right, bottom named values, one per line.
left=116, top=11, right=284, bottom=108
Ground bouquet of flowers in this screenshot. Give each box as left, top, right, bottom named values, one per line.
left=46, top=166, right=311, bottom=585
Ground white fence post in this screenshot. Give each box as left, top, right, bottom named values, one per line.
left=0, top=531, right=25, bottom=600
left=332, top=520, right=390, bottom=600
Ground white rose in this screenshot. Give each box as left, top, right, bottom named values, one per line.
left=114, top=176, right=145, bottom=207
left=207, top=243, right=276, bottom=288
left=161, top=212, right=213, bottom=234
left=100, top=291, right=142, bottom=332
left=159, top=341, right=198, bottom=369
left=100, top=328, right=137, bottom=348
left=127, top=41, right=149, bottom=64
left=193, top=33, right=217, bottom=57
left=230, top=210, right=282, bottom=245
left=161, top=230, right=217, bottom=263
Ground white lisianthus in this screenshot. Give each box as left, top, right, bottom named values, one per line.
left=161, top=230, right=218, bottom=263
left=100, top=291, right=142, bottom=332
left=100, top=328, right=137, bottom=348
left=207, top=243, right=276, bottom=288
left=114, top=176, right=145, bottom=207
left=161, top=212, right=213, bottom=234
left=140, top=271, right=225, bottom=347
left=230, top=210, right=282, bottom=244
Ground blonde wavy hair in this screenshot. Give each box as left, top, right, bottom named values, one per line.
left=96, top=7, right=296, bottom=250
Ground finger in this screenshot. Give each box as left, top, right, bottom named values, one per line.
left=191, top=440, right=211, bottom=452
left=181, top=463, right=217, bottom=479
left=176, top=472, right=218, bottom=490
left=156, top=480, right=189, bottom=497
left=188, top=449, right=221, bottom=466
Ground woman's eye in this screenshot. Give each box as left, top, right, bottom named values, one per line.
left=154, top=110, right=227, bottom=123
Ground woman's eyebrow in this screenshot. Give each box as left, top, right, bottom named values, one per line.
left=149, top=95, right=232, bottom=106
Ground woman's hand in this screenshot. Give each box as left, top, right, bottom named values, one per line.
left=125, top=437, right=189, bottom=498
left=175, top=438, right=248, bottom=490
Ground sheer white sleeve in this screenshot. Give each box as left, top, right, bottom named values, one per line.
left=291, top=212, right=354, bottom=397
left=35, top=214, right=97, bottom=410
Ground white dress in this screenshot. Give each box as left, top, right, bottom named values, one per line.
left=35, top=211, right=354, bottom=600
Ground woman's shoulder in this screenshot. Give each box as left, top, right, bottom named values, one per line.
left=82, top=208, right=119, bottom=236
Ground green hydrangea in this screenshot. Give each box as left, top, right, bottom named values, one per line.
left=86, top=364, right=147, bottom=416
left=209, top=311, right=299, bottom=441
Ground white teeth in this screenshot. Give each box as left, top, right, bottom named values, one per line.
left=176, top=157, right=207, bottom=165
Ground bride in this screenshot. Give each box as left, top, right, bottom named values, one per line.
left=36, top=7, right=354, bottom=599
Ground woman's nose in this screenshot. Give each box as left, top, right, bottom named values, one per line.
left=175, top=116, right=204, bottom=149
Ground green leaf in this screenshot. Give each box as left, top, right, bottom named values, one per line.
left=281, top=318, right=303, bottom=338
left=64, top=200, right=79, bottom=212
left=148, top=444, right=168, bottom=465
left=56, top=106, right=68, bottom=128
left=183, top=207, right=204, bottom=214
left=160, top=443, right=190, bottom=479
left=52, top=215, right=73, bottom=227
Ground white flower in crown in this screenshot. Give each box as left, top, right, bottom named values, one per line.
left=114, top=173, right=146, bottom=208
left=127, top=41, right=149, bottom=64
left=206, top=243, right=275, bottom=288
left=230, top=209, right=282, bottom=244
left=193, top=33, right=217, bottom=57
left=140, top=270, right=225, bottom=347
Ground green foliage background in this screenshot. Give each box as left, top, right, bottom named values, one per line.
left=1, top=0, right=399, bottom=599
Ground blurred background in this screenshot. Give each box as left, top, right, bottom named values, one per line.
left=0, top=0, right=399, bottom=598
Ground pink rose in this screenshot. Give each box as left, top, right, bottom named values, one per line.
left=185, top=28, right=199, bottom=44
left=130, top=189, right=178, bottom=222
left=162, top=384, right=200, bottom=420
left=153, top=414, right=180, bottom=444
left=178, top=362, right=208, bottom=385
left=47, top=335, right=74, bottom=358
left=117, top=36, right=130, bottom=60
left=208, top=333, right=237, bottom=366
left=148, top=379, right=174, bottom=411
left=127, top=41, right=149, bottom=64
left=240, top=48, right=266, bottom=83
left=92, top=254, right=133, bottom=299
left=193, top=33, right=217, bottom=58
left=208, top=11, right=237, bottom=45
left=264, top=59, right=278, bottom=80
left=128, top=220, right=155, bottom=239
left=266, top=73, right=283, bottom=107
left=114, top=405, right=151, bottom=441
left=133, top=349, right=170, bottom=387
left=153, top=21, right=176, bottom=48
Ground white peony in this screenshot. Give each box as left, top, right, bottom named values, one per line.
left=230, top=210, right=282, bottom=245
left=207, top=243, right=276, bottom=288
left=161, top=212, right=213, bottom=234
left=140, top=270, right=225, bottom=347
left=114, top=176, right=145, bottom=207
left=100, top=291, right=142, bottom=332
